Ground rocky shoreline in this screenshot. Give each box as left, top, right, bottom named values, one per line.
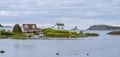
left=107, top=31, right=120, bottom=35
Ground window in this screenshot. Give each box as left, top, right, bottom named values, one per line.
left=58, top=27, right=60, bottom=29
left=24, top=25, right=29, bottom=28
left=61, top=26, right=64, bottom=29
left=32, top=25, right=36, bottom=29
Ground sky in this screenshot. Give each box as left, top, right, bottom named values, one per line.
left=0, top=0, right=120, bottom=29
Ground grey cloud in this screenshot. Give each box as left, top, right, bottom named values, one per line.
left=0, top=0, right=120, bottom=29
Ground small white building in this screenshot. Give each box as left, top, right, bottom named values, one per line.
left=0, top=26, right=13, bottom=32
left=52, top=23, right=64, bottom=30
left=71, top=26, right=80, bottom=33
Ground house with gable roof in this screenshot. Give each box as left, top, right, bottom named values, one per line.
left=22, top=24, right=44, bottom=38
left=22, top=24, right=39, bottom=33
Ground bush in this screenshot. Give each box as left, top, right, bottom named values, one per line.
left=13, top=24, right=22, bottom=33
left=0, top=30, right=14, bottom=35
left=46, top=33, right=71, bottom=37
left=42, top=28, right=71, bottom=37
left=13, top=33, right=25, bottom=39
left=71, top=32, right=84, bottom=37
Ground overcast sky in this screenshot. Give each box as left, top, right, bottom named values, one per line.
left=0, top=0, right=120, bottom=29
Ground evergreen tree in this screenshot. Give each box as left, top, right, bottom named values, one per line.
left=0, top=24, right=3, bottom=27
left=13, top=24, right=22, bottom=33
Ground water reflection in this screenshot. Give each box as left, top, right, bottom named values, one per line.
left=0, top=31, right=120, bottom=57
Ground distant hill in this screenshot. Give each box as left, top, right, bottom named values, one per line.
left=87, top=25, right=120, bottom=30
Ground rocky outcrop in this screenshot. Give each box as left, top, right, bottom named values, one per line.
left=85, top=33, right=99, bottom=36
left=0, top=50, right=5, bottom=53
left=107, top=31, right=120, bottom=35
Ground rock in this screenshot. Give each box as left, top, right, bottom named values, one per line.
left=56, top=53, right=59, bottom=55
left=86, top=33, right=99, bottom=36
left=86, top=53, right=89, bottom=56
left=74, top=53, right=77, bottom=55
left=0, top=50, right=5, bottom=53
left=107, top=31, right=120, bottom=35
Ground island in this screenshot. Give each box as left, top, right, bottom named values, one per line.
left=87, top=25, right=120, bottom=30
left=0, top=24, right=100, bottom=39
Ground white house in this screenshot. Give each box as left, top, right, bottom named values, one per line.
left=52, top=23, right=65, bottom=30
left=0, top=26, right=13, bottom=32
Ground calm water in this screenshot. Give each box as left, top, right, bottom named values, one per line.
left=0, top=31, right=120, bottom=57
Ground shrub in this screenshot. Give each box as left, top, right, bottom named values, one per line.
left=0, top=30, right=14, bottom=35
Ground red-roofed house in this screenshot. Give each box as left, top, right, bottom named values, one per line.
left=22, top=24, right=39, bottom=33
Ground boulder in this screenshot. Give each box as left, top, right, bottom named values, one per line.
left=0, top=50, right=5, bottom=53
left=107, top=31, right=120, bottom=35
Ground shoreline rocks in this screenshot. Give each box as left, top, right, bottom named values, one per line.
left=107, top=31, right=120, bottom=35
left=85, top=33, right=99, bottom=36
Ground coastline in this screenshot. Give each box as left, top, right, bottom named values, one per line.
left=0, top=36, right=98, bottom=40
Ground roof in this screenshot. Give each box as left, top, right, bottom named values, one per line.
left=56, top=23, right=64, bottom=26
left=22, top=24, right=39, bottom=31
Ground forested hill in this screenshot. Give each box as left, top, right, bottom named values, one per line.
left=87, top=25, right=120, bottom=30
